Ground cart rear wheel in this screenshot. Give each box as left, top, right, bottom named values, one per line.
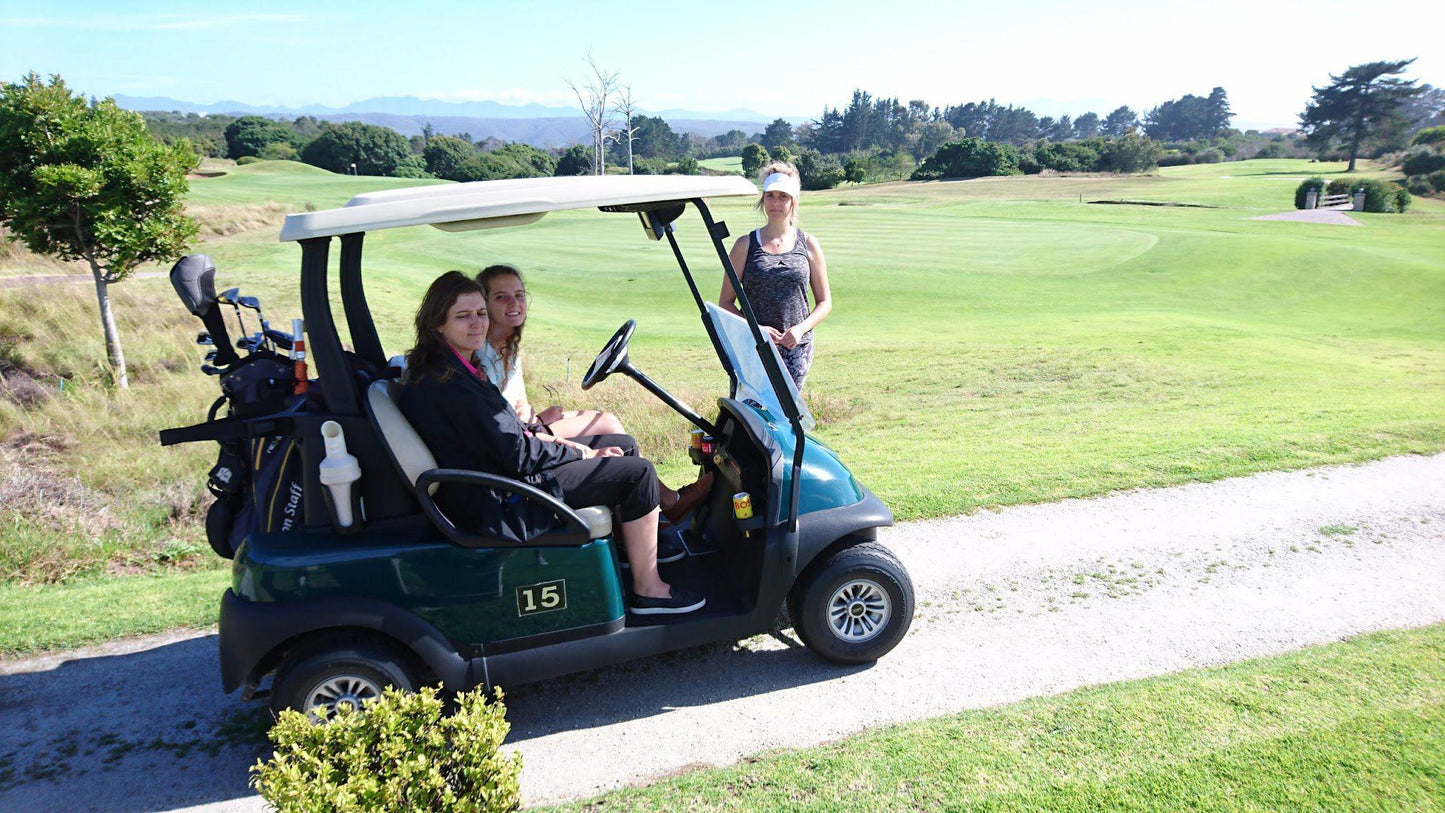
left=270, top=639, right=418, bottom=720
left=792, top=542, right=913, bottom=664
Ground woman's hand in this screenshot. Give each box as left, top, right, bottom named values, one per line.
left=778, top=325, right=805, bottom=348
left=761, top=325, right=785, bottom=344
left=578, top=444, right=624, bottom=460
left=535, top=405, right=565, bottom=426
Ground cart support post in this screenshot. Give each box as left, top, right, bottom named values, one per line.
left=299, top=237, right=358, bottom=415
left=339, top=233, right=386, bottom=370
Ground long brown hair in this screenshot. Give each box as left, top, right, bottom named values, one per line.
left=477, top=264, right=525, bottom=376
left=404, top=270, right=484, bottom=385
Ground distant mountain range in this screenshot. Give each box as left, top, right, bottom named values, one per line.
left=114, top=94, right=783, bottom=147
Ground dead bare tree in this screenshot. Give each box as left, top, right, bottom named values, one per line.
left=566, top=53, right=620, bottom=175
left=613, top=85, right=641, bottom=174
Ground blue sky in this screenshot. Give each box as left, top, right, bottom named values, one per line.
left=4, top=0, right=1441, bottom=128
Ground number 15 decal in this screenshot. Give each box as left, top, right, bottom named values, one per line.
left=516, top=580, right=567, bottom=616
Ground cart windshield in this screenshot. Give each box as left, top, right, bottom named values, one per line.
left=705, top=303, right=815, bottom=431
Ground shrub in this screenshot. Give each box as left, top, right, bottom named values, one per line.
left=912, top=137, right=1021, bottom=180
left=1017, top=152, right=1041, bottom=174
left=1325, top=178, right=1352, bottom=196
left=1412, top=126, right=1445, bottom=147
left=1158, top=152, right=1193, bottom=167
left=796, top=150, right=844, bottom=190
left=1406, top=175, right=1434, bottom=196
left=1294, top=177, right=1327, bottom=209
left=251, top=686, right=521, bottom=813
left=1354, top=179, right=1408, bottom=213
left=631, top=156, right=667, bottom=175
left=1097, top=133, right=1164, bottom=173
left=1430, top=170, right=1445, bottom=192
left=1035, top=141, right=1102, bottom=173
left=236, top=156, right=262, bottom=166
left=670, top=155, right=700, bottom=175
left=1393, top=184, right=1411, bottom=212
left=1401, top=148, right=1445, bottom=177
left=1253, top=140, right=1289, bottom=159
left=259, top=141, right=299, bottom=161
left=224, top=115, right=304, bottom=160
left=554, top=145, right=591, bottom=176
left=301, top=121, right=414, bottom=176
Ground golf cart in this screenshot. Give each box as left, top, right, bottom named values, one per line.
left=162, top=175, right=912, bottom=717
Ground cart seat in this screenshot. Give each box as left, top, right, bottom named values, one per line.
left=365, top=379, right=612, bottom=540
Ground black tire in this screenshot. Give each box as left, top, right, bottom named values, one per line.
left=791, top=542, right=913, bottom=664
left=270, top=638, right=419, bottom=719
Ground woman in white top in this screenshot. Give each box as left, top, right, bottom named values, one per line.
left=477, top=264, right=711, bottom=524
left=478, top=264, right=627, bottom=439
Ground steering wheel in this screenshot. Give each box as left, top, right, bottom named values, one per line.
left=582, top=320, right=635, bottom=390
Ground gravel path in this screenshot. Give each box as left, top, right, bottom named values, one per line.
left=2, top=453, right=1441, bottom=811
left=1250, top=207, right=1363, bottom=225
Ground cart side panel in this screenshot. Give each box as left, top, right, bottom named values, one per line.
left=233, top=529, right=625, bottom=645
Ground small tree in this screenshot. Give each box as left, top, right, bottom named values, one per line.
left=612, top=85, right=640, bottom=174
left=424, top=135, right=484, bottom=181
left=741, top=143, right=769, bottom=178
left=761, top=118, right=795, bottom=150
left=1300, top=59, right=1424, bottom=171
left=0, top=73, right=198, bottom=389
left=567, top=52, right=619, bottom=175
left=224, top=115, right=303, bottom=159
left=1101, top=105, right=1138, bottom=137
left=554, top=145, right=592, bottom=176
left=301, top=121, right=414, bottom=176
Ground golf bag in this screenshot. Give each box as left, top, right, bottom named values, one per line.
left=162, top=254, right=309, bottom=559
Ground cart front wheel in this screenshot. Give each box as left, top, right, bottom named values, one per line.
left=793, top=542, right=913, bottom=664
left=270, top=639, right=418, bottom=720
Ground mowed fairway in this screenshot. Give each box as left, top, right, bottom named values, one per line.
left=2, top=158, right=1443, bottom=654
left=190, top=159, right=1445, bottom=520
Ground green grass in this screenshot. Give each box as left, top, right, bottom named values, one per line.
left=540, top=624, right=1445, bottom=812
left=699, top=156, right=744, bottom=174
left=0, top=567, right=227, bottom=655
left=1, top=158, right=1442, bottom=652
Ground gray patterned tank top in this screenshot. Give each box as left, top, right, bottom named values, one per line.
left=742, top=228, right=813, bottom=345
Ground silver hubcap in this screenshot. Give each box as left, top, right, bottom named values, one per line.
left=305, top=673, right=382, bottom=719
left=827, top=579, right=891, bottom=642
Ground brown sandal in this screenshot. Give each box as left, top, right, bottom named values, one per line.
left=662, top=471, right=714, bottom=523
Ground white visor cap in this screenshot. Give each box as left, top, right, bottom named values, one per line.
left=761, top=172, right=801, bottom=200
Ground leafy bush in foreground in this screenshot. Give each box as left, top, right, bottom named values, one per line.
left=252, top=686, right=521, bottom=813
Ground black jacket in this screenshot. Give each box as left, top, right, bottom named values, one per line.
left=399, top=351, right=581, bottom=542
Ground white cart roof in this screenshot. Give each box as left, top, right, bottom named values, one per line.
left=279, top=175, right=759, bottom=242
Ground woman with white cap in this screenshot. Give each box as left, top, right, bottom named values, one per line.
left=720, top=161, right=832, bottom=392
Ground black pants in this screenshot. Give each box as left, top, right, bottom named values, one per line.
left=551, top=434, right=657, bottom=522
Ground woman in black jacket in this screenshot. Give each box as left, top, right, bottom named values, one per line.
left=400, top=271, right=704, bottom=615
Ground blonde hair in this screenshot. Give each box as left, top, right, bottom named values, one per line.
left=754, top=160, right=799, bottom=226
